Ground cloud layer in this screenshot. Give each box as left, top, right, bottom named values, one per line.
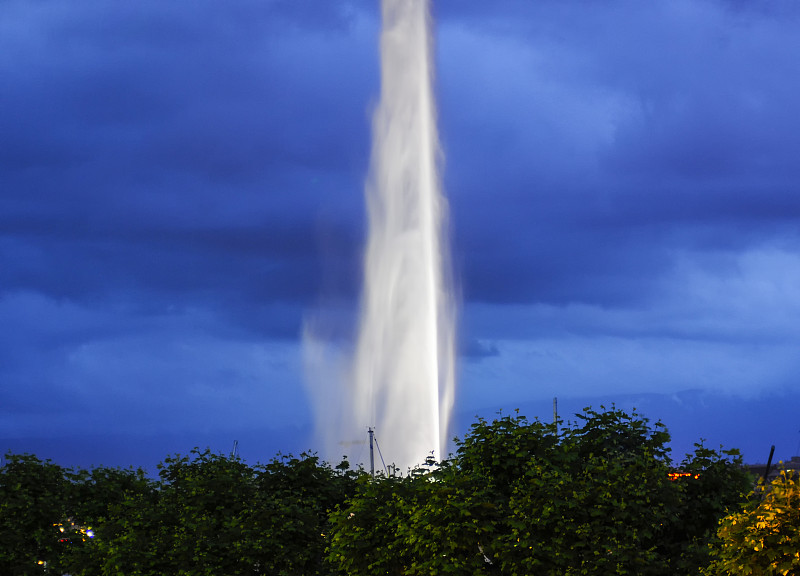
left=2, top=0, right=799, bottom=466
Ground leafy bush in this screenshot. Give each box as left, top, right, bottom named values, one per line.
left=0, top=454, right=70, bottom=575
left=1, top=408, right=752, bottom=575
left=1, top=448, right=358, bottom=576
left=326, top=407, right=751, bottom=576
left=706, top=469, right=800, bottom=576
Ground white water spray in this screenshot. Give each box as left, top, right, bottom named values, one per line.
left=305, top=0, right=455, bottom=472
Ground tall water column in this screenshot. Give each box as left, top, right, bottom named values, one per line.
left=350, top=0, right=456, bottom=471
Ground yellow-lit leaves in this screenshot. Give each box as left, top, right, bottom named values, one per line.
left=708, top=470, right=800, bottom=575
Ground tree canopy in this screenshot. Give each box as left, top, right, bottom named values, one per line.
left=706, top=469, right=800, bottom=576
left=327, top=407, right=752, bottom=576
left=0, top=407, right=765, bottom=576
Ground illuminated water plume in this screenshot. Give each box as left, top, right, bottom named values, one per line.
left=305, top=0, right=455, bottom=473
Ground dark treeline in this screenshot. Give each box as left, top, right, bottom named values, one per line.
left=1, top=407, right=794, bottom=575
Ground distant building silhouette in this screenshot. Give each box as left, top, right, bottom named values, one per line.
left=746, top=455, right=800, bottom=483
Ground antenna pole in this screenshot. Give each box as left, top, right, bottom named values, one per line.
left=553, top=397, right=558, bottom=434
left=368, top=427, right=375, bottom=477
left=763, top=445, right=776, bottom=484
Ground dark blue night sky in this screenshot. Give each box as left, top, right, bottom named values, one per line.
left=2, top=0, right=800, bottom=472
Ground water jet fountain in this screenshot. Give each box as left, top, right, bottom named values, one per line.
left=305, top=0, right=455, bottom=473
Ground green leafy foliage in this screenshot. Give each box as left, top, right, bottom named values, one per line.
left=665, top=442, right=752, bottom=572
left=505, top=408, right=677, bottom=575
left=1, top=408, right=753, bottom=575
left=148, top=449, right=257, bottom=575
left=327, top=407, right=751, bottom=576
left=95, top=449, right=359, bottom=576
left=64, top=465, right=155, bottom=576
left=326, top=413, right=558, bottom=575
left=0, top=453, right=70, bottom=575
left=1, top=448, right=357, bottom=576
left=706, top=469, right=800, bottom=575
left=327, top=471, right=417, bottom=575
left=245, top=452, right=360, bottom=575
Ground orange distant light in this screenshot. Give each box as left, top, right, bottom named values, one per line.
left=668, top=472, right=700, bottom=481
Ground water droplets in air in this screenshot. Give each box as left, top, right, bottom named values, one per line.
left=305, top=0, right=455, bottom=473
